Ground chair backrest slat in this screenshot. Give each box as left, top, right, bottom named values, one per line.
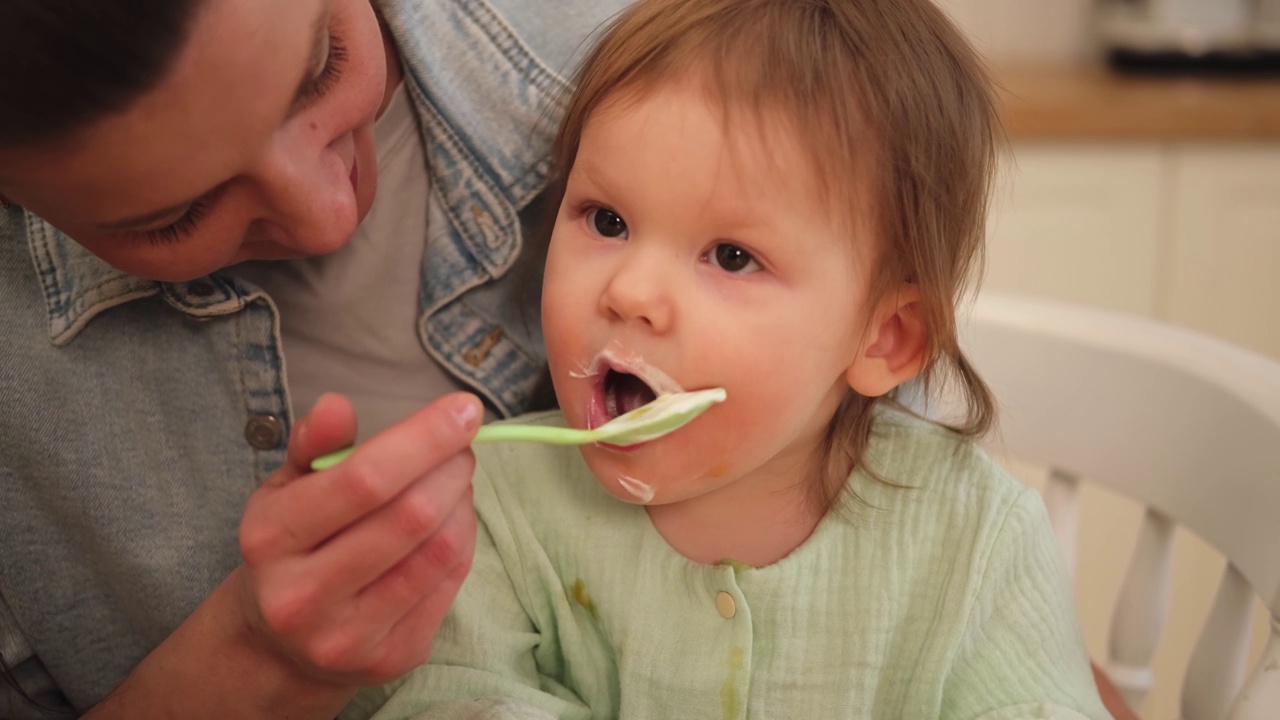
left=1042, top=468, right=1081, bottom=581
left=1229, top=619, right=1280, bottom=720
left=1106, top=508, right=1175, bottom=711
left=1184, top=564, right=1255, bottom=720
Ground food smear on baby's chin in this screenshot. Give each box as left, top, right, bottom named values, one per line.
left=707, top=461, right=733, bottom=478
left=617, top=475, right=656, bottom=503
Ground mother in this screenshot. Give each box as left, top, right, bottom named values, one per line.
left=0, top=0, right=624, bottom=717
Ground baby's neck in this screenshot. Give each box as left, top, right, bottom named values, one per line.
left=646, top=476, right=824, bottom=567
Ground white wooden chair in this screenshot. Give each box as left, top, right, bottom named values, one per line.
left=925, top=292, right=1280, bottom=720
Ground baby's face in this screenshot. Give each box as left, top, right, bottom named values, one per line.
left=542, top=80, right=878, bottom=509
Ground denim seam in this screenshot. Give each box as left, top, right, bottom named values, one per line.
left=456, top=0, right=568, bottom=97
left=417, top=95, right=517, bottom=277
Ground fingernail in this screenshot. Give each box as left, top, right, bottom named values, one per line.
left=454, top=396, right=481, bottom=428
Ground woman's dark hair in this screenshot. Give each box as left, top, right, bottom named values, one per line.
left=0, top=0, right=204, bottom=149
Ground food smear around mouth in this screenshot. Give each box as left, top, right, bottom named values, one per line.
left=617, top=475, right=656, bottom=502
left=589, top=347, right=686, bottom=395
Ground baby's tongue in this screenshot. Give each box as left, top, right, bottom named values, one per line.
left=613, top=373, right=657, bottom=415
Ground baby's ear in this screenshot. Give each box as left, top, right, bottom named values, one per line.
left=845, top=286, right=927, bottom=398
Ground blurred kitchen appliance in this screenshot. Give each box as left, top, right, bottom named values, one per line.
left=1097, top=0, right=1280, bottom=73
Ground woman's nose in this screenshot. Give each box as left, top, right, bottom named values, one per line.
left=248, top=135, right=358, bottom=254
left=598, top=251, right=674, bottom=333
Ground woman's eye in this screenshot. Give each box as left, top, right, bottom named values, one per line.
left=133, top=191, right=220, bottom=246
left=710, top=243, right=760, bottom=273
left=297, top=33, right=349, bottom=107
left=588, top=208, right=628, bottom=239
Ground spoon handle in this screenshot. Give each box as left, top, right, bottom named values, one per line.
left=308, top=423, right=599, bottom=471
left=471, top=423, right=599, bottom=445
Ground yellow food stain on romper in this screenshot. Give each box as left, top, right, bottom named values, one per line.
left=721, top=645, right=745, bottom=720
left=570, top=579, right=598, bottom=618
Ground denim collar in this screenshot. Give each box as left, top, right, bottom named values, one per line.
left=25, top=216, right=247, bottom=346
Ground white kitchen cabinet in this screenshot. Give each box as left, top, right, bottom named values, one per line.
left=986, top=144, right=1165, bottom=316
left=1163, top=145, right=1280, bottom=359
left=985, top=142, right=1280, bottom=361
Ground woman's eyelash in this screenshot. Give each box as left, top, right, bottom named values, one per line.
left=137, top=184, right=227, bottom=245
left=138, top=193, right=218, bottom=246
left=301, top=33, right=349, bottom=105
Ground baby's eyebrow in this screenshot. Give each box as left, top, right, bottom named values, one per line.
left=567, top=160, right=619, bottom=194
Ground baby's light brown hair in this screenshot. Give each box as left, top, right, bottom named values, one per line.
left=550, top=0, right=1000, bottom=511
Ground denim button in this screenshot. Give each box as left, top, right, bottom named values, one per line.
left=470, top=205, right=502, bottom=250
left=463, top=327, right=504, bottom=366
left=244, top=415, right=284, bottom=450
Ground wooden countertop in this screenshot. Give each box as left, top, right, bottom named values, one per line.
left=995, top=66, right=1280, bottom=141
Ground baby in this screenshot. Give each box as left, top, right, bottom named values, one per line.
left=348, top=0, right=1112, bottom=717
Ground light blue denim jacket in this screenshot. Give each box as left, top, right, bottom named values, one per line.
left=0, top=0, right=627, bottom=713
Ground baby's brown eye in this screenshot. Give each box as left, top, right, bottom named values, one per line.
left=713, top=243, right=757, bottom=273
left=590, top=208, right=628, bottom=238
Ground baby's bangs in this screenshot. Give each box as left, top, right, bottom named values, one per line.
left=650, top=3, right=881, bottom=232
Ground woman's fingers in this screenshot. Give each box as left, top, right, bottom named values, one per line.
left=353, top=480, right=477, bottom=629
left=252, top=461, right=478, bottom=682
left=283, top=392, right=360, bottom=477
left=372, top=542, right=476, bottom=679
left=294, top=450, right=476, bottom=607
left=235, top=391, right=485, bottom=684
left=241, top=392, right=482, bottom=560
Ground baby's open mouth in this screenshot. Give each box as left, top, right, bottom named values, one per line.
left=603, top=369, right=658, bottom=420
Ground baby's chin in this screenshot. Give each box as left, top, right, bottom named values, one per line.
left=587, top=456, right=726, bottom=508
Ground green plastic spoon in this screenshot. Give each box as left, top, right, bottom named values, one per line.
left=309, top=387, right=727, bottom=471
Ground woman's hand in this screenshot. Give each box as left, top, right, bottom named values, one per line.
left=237, top=391, right=482, bottom=686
